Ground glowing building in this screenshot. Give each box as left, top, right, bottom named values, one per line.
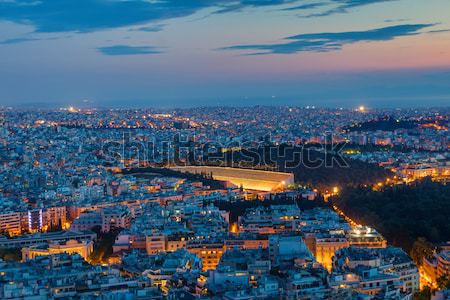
left=347, top=226, right=387, bottom=249
left=170, top=166, right=294, bottom=192
left=21, top=239, right=94, bottom=261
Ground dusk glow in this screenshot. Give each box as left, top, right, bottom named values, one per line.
left=1, top=0, right=450, bottom=107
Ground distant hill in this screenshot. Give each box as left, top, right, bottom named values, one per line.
left=344, top=116, right=418, bottom=132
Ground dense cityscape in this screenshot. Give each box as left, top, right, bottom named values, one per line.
left=0, top=106, right=448, bottom=299
left=1, top=0, right=450, bottom=299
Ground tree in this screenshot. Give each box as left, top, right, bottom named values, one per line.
left=413, top=286, right=431, bottom=300
left=437, top=275, right=450, bottom=290
left=332, top=179, right=450, bottom=253
left=88, top=228, right=121, bottom=264
left=410, top=238, right=435, bottom=266
left=0, top=248, right=21, bottom=262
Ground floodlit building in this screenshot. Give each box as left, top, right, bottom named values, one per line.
left=21, top=239, right=94, bottom=261
left=170, top=166, right=294, bottom=191
left=0, top=230, right=96, bottom=249
left=187, top=240, right=225, bottom=271
left=43, top=206, right=67, bottom=230
left=314, top=234, right=349, bottom=272
left=347, top=226, right=387, bottom=249
left=146, top=234, right=168, bottom=254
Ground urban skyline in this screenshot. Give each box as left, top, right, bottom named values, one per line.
left=0, top=106, right=448, bottom=299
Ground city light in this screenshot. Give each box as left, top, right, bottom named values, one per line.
left=0, top=0, right=448, bottom=297
left=68, top=106, right=78, bottom=113
left=0, top=106, right=446, bottom=298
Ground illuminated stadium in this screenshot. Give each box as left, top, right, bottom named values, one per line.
left=170, top=166, right=294, bottom=191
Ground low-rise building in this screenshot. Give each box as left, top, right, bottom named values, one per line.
left=187, top=239, right=225, bottom=271
left=268, top=234, right=313, bottom=267
left=347, top=226, right=387, bottom=249
left=314, top=234, right=349, bottom=272
left=437, top=250, right=450, bottom=279
left=0, top=211, right=22, bottom=236
left=238, top=205, right=301, bottom=235
left=101, top=205, right=131, bottom=232
left=21, top=239, right=94, bottom=261
left=0, top=230, right=96, bottom=249
left=70, top=210, right=102, bottom=231
left=333, top=246, right=419, bottom=295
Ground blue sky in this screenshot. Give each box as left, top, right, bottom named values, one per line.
left=0, top=0, right=449, bottom=108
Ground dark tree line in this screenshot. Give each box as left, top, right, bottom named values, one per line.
left=344, top=116, right=418, bottom=132
left=205, top=144, right=392, bottom=191
left=332, top=178, right=450, bottom=256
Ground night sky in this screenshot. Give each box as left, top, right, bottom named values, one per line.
left=1, top=0, right=450, bottom=108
